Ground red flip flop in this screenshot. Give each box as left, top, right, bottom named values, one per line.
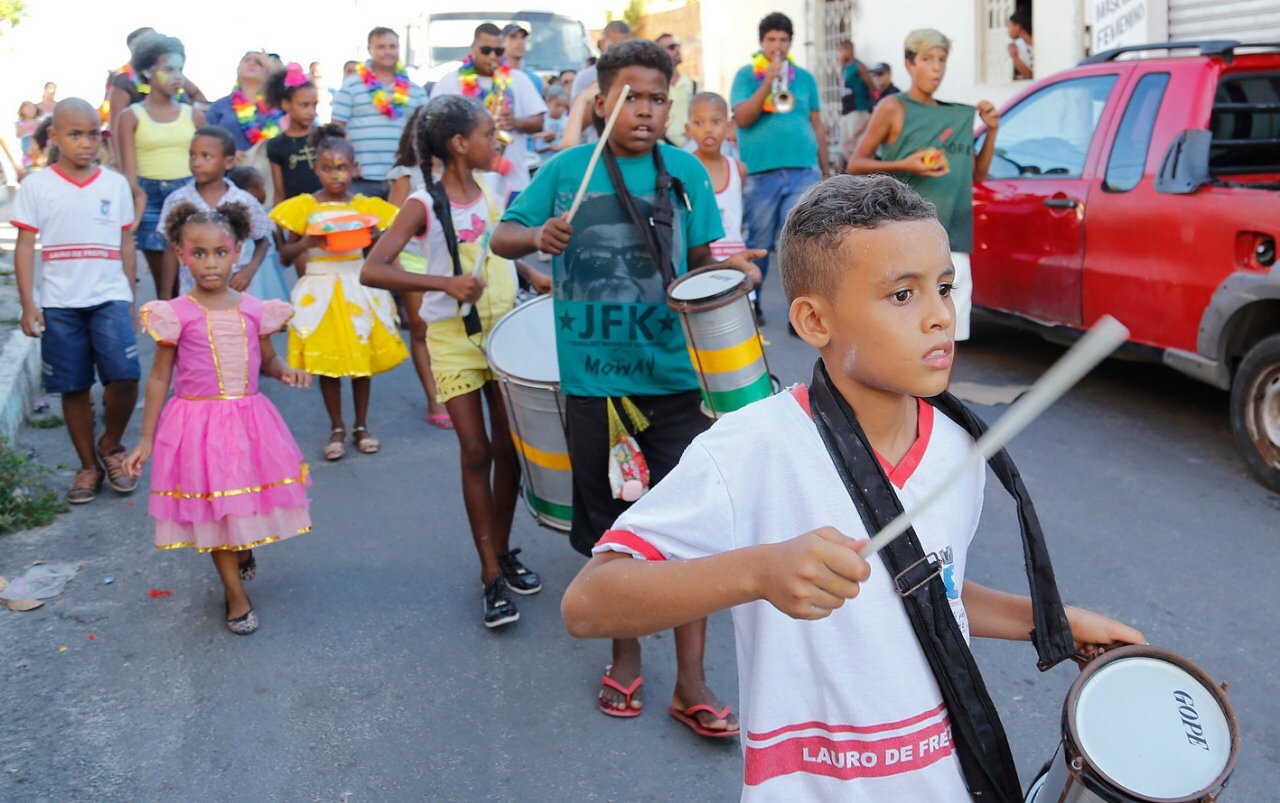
left=669, top=704, right=740, bottom=738
left=597, top=665, right=644, bottom=718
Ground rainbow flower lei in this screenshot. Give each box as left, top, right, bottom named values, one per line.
left=751, top=51, right=796, bottom=113
left=458, top=56, right=512, bottom=116
left=357, top=60, right=411, bottom=119
left=230, top=85, right=282, bottom=144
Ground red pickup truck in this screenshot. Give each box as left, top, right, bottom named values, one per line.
left=972, top=41, right=1280, bottom=492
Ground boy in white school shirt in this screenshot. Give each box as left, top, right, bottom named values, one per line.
left=563, top=174, right=1144, bottom=801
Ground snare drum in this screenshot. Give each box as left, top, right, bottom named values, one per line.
left=666, top=267, right=773, bottom=418
left=487, top=296, right=572, bottom=532
left=1026, top=645, right=1239, bottom=803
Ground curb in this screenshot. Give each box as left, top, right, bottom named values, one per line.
left=0, top=329, right=41, bottom=445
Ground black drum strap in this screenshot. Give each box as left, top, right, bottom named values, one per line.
left=808, top=361, right=1075, bottom=802
left=600, top=146, right=688, bottom=288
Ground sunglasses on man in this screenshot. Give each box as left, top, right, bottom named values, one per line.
left=479, top=46, right=506, bottom=56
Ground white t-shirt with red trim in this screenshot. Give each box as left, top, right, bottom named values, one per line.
left=10, top=166, right=135, bottom=309
left=595, top=386, right=984, bottom=801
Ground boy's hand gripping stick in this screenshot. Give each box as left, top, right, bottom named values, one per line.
left=565, top=84, right=631, bottom=224
left=858, top=315, right=1130, bottom=565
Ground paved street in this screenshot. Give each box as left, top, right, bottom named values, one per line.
left=2, top=271, right=1278, bottom=801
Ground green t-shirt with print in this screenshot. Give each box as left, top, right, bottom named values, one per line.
left=503, top=143, right=724, bottom=398
left=730, top=63, right=821, bottom=174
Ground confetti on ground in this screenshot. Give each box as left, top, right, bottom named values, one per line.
left=102, top=577, right=114, bottom=585
left=87, top=634, right=95, bottom=641
left=148, top=588, right=173, bottom=599
left=58, top=646, right=67, bottom=652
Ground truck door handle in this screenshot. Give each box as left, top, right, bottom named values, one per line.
left=1043, top=197, right=1081, bottom=209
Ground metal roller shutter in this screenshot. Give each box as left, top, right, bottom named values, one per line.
left=1168, top=0, right=1280, bottom=43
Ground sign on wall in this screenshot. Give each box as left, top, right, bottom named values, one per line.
left=1092, top=0, right=1169, bottom=52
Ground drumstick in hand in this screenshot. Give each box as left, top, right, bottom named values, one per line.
left=858, top=315, right=1130, bottom=560
left=566, top=83, right=631, bottom=224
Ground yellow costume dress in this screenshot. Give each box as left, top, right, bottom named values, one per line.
left=270, top=194, right=409, bottom=377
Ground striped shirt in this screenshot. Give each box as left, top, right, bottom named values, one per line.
left=331, top=71, right=428, bottom=181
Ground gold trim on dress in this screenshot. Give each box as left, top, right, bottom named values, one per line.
left=150, top=463, right=310, bottom=499
left=153, top=526, right=311, bottom=553
left=178, top=393, right=256, bottom=400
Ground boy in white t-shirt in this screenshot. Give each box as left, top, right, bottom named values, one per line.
left=562, top=174, right=1144, bottom=800
left=13, top=99, right=140, bottom=504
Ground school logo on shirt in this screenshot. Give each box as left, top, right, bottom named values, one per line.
left=744, top=704, right=957, bottom=786
left=938, top=545, right=970, bottom=639
left=100, top=199, right=111, bottom=217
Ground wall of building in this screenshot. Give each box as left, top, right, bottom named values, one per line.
left=698, top=0, right=814, bottom=98
left=635, top=1, right=705, bottom=88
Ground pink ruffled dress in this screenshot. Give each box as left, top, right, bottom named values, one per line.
left=139, top=294, right=311, bottom=552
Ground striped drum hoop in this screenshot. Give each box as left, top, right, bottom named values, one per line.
left=486, top=296, right=572, bottom=532
left=667, top=267, right=773, bottom=418
left=1025, top=646, right=1239, bottom=803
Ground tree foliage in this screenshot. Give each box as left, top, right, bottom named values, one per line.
left=0, top=0, right=27, bottom=33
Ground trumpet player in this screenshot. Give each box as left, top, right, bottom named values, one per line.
left=432, top=23, right=547, bottom=200
left=731, top=12, right=828, bottom=325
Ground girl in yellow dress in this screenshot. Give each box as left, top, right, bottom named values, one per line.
left=271, top=124, right=408, bottom=460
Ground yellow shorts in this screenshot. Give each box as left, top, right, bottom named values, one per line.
left=427, top=316, right=493, bottom=403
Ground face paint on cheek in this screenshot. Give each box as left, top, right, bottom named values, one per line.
left=842, top=346, right=857, bottom=375
left=154, top=71, right=170, bottom=85
left=182, top=244, right=195, bottom=265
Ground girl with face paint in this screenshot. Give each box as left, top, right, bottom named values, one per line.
left=270, top=124, right=409, bottom=461
left=115, top=32, right=207, bottom=300
left=124, top=201, right=313, bottom=637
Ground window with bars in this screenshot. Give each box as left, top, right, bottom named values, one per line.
left=982, top=0, right=1018, bottom=83
left=814, top=0, right=856, bottom=160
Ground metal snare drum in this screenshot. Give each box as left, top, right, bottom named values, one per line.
left=666, top=267, right=773, bottom=418
left=486, top=296, right=572, bottom=532
left=1026, top=645, right=1239, bottom=803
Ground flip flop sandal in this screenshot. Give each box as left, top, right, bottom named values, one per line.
left=323, top=428, right=346, bottom=461
left=426, top=413, right=454, bottom=430
left=352, top=426, right=380, bottom=454
left=97, top=444, right=137, bottom=494
left=669, top=704, right=740, bottom=739
left=238, top=551, right=256, bottom=582
left=67, top=467, right=104, bottom=504
left=597, top=664, right=644, bottom=718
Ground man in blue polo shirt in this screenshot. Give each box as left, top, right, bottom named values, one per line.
left=331, top=26, right=428, bottom=199
left=731, top=11, right=829, bottom=323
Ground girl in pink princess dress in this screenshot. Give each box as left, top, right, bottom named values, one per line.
left=125, top=201, right=312, bottom=636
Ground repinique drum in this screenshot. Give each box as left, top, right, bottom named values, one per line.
left=1026, top=645, right=1239, bottom=803
left=487, top=296, right=572, bottom=532
left=666, top=267, right=773, bottom=418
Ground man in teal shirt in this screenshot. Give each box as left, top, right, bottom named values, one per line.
left=731, top=11, right=830, bottom=323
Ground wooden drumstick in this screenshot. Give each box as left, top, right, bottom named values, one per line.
left=566, top=83, right=631, bottom=224
left=858, top=315, right=1130, bottom=560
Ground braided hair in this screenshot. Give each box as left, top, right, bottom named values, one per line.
left=163, top=200, right=253, bottom=246
left=415, top=95, right=487, bottom=278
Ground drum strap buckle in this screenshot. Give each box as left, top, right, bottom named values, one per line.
left=894, top=551, right=942, bottom=597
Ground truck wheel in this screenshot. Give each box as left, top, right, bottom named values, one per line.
left=1230, top=333, right=1280, bottom=493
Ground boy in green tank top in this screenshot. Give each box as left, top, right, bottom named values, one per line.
left=846, top=28, right=1000, bottom=341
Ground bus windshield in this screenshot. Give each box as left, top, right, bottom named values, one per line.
left=427, top=14, right=592, bottom=73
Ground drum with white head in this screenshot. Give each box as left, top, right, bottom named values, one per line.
left=1026, top=645, right=1238, bottom=803
left=666, top=267, right=773, bottom=418
left=486, top=296, right=572, bottom=532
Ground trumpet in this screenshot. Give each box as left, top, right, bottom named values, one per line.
left=771, top=52, right=795, bottom=114
left=491, top=78, right=514, bottom=154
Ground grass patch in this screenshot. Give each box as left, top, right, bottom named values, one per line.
left=0, top=438, right=67, bottom=533
left=25, top=413, right=63, bottom=429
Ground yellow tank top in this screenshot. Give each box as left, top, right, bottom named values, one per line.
left=133, top=103, right=195, bottom=180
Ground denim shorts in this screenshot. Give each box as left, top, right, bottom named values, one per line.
left=136, top=176, right=191, bottom=252
left=41, top=301, right=140, bottom=394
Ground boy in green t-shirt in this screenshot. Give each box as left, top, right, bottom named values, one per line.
left=492, top=39, right=762, bottom=738
left=847, top=28, right=1001, bottom=341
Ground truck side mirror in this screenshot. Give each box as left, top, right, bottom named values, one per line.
left=1155, top=130, right=1212, bottom=194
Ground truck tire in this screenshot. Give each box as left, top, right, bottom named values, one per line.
left=1230, top=333, right=1280, bottom=493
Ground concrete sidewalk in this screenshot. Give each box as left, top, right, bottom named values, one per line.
left=0, top=217, right=44, bottom=446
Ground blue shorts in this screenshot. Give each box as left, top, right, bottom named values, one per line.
left=41, top=301, right=140, bottom=394
left=136, top=176, right=191, bottom=252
